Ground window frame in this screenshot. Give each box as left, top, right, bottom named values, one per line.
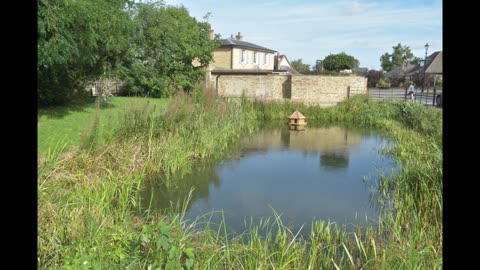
left=241, top=49, right=247, bottom=64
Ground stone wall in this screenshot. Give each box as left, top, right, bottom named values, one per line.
left=291, top=76, right=367, bottom=106
left=87, top=78, right=125, bottom=96
left=214, top=74, right=367, bottom=106
left=216, top=74, right=289, bottom=100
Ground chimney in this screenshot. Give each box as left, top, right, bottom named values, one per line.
left=230, top=34, right=234, bottom=39
left=209, top=28, right=214, bottom=40
left=235, top=32, right=243, bottom=41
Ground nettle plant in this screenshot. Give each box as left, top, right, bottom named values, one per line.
left=139, top=221, right=196, bottom=269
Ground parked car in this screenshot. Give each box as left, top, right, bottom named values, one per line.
left=436, top=92, right=442, bottom=107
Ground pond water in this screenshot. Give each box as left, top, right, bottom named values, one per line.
left=139, top=123, right=397, bottom=234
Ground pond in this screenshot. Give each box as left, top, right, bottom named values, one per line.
left=139, top=123, right=397, bottom=234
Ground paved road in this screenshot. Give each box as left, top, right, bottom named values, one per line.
left=368, top=88, right=442, bottom=106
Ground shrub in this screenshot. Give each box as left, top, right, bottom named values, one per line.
left=321, top=70, right=339, bottom=76
left=367, top=70, right=384, bottom=87
left=376, top=78, right=391, bottom=89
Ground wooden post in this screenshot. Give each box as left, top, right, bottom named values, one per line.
left=347, top=86, right=350, bottom=99
left=215, top=75, right=221, bottom=96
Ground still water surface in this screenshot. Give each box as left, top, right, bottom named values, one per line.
left=140, top=124, right=396, bottom=233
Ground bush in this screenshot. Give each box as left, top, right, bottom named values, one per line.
left=398, top=101, right=442, bottom=137
left=436, top=77, right=442, bottom=87
left=376, top=78, right=391, bottom=89
left=404, top=79, right=413, bottom=87
left=389, top=74, right=404, bottom=87
left=367, top=70, right=384, bottom=87
left=321, top=70, right=339, bottom=76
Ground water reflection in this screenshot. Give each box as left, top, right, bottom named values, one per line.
left=141, top=162, right=222, bottom=212
left=320, top=152, right=349, bottom=171
left=139, top=124, right=395, bottom=233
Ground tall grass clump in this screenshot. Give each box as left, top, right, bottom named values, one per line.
left=38, top=87, right=259, bottom=268
left=38, top=91, right=442, bottom=269
left=79, top=100, right=101, bottom=150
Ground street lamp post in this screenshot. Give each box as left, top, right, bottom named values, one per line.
left=422, top=43, right=429, bottom=93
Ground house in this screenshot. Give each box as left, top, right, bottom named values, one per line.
left=204, top=30, right=368, bottom=106
left=385, top=62, right=416, bottom=81
left=210, top=32, right=277, bottom=72
left=406, top=51, right=442, bottom=88
left=352, top=67, right=368, bottom=77
left=406, top=51, right=443, bottom=78
left=274, top=54, right=302, bottom=75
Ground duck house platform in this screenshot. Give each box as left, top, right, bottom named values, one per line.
left=288, top=111, right=307, bottom=130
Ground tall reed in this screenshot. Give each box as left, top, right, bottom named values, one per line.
left=38, top=91, right=442, bottom=269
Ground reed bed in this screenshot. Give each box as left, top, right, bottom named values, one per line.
left=38, top=90, right=442, bottom=269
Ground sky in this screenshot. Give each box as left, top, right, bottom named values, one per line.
left=160, top=0, right=442, bottom=70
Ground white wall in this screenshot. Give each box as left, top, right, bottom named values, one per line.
left=231, top=47, right=274, bottom=70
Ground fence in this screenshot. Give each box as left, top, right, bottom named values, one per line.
left=368, top=87, right=442, bottom=107
left=89, top=80, right=124, bottom=96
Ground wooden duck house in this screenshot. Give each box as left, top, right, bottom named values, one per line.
left=288, top=111, right=307, bottom=130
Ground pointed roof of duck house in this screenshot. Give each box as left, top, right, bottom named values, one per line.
left=289, top=111, right=306, bottom=119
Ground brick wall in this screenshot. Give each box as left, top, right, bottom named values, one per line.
left=214, top=74, right=367, bottom=106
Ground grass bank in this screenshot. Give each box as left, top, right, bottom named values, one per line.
left=38, top=91, right=442, bottom=269
left=38, top=96, right=168, bottom=156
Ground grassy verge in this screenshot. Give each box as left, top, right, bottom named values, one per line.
left=38, top=91, right=442, bottom=269
left=38, top=96, right=168, bottom=156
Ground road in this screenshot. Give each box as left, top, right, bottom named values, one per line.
left=368, top=88, right=442, bottom=106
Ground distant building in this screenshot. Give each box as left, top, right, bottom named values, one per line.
left=352, top=67, right=368, bottom=77
left=385, top=62, right=417, bottom=80
left=406, top=51, right=443, bottom=78
left=274, top=54, right=302, bottom=75
left=210, top=31, right=276, bottom=72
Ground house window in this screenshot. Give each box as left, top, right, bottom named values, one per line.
left=264, top=54, right=269, bottom=65
left=253, top=52, right=258, bottom=64
left=241, top=50, right=247, bottom=64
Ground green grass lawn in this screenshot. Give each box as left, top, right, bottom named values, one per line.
left=38, top=96, right=168, bottom=156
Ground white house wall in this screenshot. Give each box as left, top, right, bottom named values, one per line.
left=231, top=47, right=274, bottom=70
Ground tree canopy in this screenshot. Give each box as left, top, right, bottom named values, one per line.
left=115, top=2, right=219, bottom=97
left=322, top=52, right=359, bottom=72
left=290, top=59, right=311, bottom=74
left=380, top=43, right=422, bottom=72
left=38, top=0, right=218, bottom=105
left=38, top=0, right=134, bottom=106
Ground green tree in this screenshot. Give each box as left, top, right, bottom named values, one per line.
left=380, top=43, right=420, bottom=72
left=38, top=0, right=134, bottom=106
left=290, top=59, right=311, bottom=74
left=117, top=2, right=219, bottom=97
left=322, top=52, right=359, bottom=72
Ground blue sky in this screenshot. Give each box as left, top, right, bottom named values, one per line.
left=161, top=0, right=442, bottom=70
